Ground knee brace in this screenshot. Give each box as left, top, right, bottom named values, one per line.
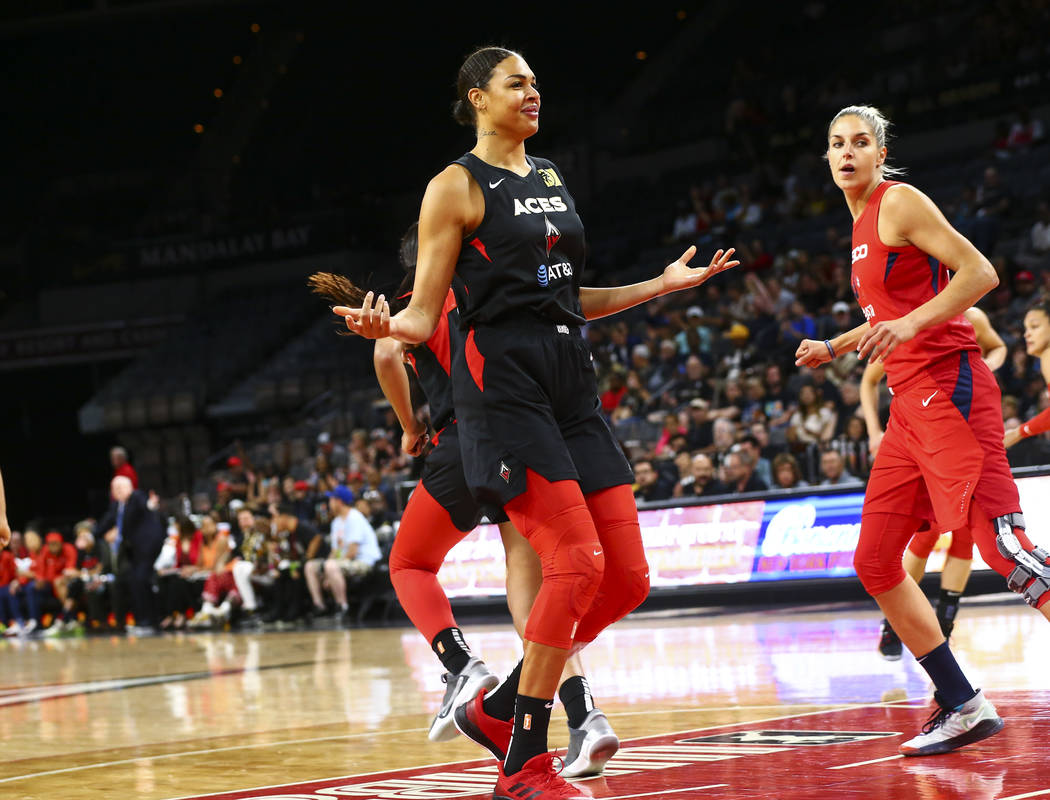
left=995, top=513, right=1050, bottom=607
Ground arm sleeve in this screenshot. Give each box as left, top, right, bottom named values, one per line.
left=1021, top=406, right=1050, bottom=438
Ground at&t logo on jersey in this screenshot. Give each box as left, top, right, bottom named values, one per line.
left=537, top=262, right=573, bottom=287
left=514, top=196, right=568, bottom=215
left=851, top=243, right=868, bottom=264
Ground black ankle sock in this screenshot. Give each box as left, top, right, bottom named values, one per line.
left=558, top=676, right=594, bottom=729
left=937, top=589, right=962, bottom=624
left=482, top=658, right=522, bottom=721
left=431, top=627, right=471, bottom=675
left=917, top=640, right=976, bottom=709
left=504, top=694, right=553, bottom=775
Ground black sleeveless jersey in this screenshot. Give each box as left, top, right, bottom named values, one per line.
left=451, top=152, right=586, bottom=327
left=403, top=283, right=464, bottom=432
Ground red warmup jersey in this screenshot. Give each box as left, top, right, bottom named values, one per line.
left=0, top=550, right=15, bottom=585
left=850, top=180, right=978, bottom=389
left=37, top=543, right=77, bottom=583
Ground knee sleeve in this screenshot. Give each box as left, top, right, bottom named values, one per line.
left=506, top=470, right=604, bottom=650
left=574, top=484, right=650, bottom=644
left=854, top=512, right=921, bottom=597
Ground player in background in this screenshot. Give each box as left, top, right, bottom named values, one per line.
left=862, top=306, right=1006, bottom=658
left=1004, top=303, right=1050, bottom=450
left=796, top=104, right=1050, bottom=756
left=335, top=46, right=737, bottom=799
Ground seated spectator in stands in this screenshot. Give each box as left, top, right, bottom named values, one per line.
left=675, top=306, right=713, bottom=359
left=718, top=378, right=744, bottom=416
left=30, top=532, right=77, bottom=634
left=3, top=530, right=41, bottom=636
left=667, top=354, right=713, bottom=409
left=1007, top=107, right=1045, bottom=152
left=722, top=449, right=768, bottom=494
left=267, top=503, right=322, bottom=623
left=763, top=363, right=797, bottom=446
left=600, top=367, right=628, bottom=416
left=648, top=339, right=681, bottom=395
left=1009, top=269, right=1038, bottom=319
left=633, top=459, right=674, bottom=503
left=360, top=489, right=393, bottom=533
left=685, top=399, right=714, bottom=451
left=225, top=455, right=251, bottom=501
left=311, top=452, right=340, bottom=494
left=305, top=486, right=379, bottom=623
left=317, top=431, right=349, bottom=470
left=822, top=300, right=856, bottom=341
left=720, top=323, right=757, bottom=380
left=49, top=523, right=112, bottom=635
left=736, top=434, right=773, bottom=489
left=604, top=321, right=633, bottom=368
left=673, top=453, right=729, bottom=499
left=973, top=165, right=1011, bottom=252
left=228, top=506, right=265, bottom=622
left=835, top=380, right=863, bottom=436
left=362, top=468, right=397, bottom=513
left=652, top=413, right=686, bottom=459
left=1030, top=201, right=1050, bottom=254
left=611, top=369, right=652, bottom=422
left=740, top=376, right=768, bottom=426
left=710, top=417, right=738, bottom=461
left=187, top=515, right=237, bottom=629
left=770, top=452, right=809, bottom=491
left=110, top=446, right=139, bottom=489
left=832, top=417, right=874, bottom=481
left=157, top=517, right=199, bottom=631
left=669, top=198, right=697, bottom=242
left=787, top=384, right=837, bottom=449
left=992, top=119, right=1012, bottom=160
left=0, top=534, right=27, bottom=633
left=818, top=449, right=863, bottom=487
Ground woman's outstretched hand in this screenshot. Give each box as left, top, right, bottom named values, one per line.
left=333, top=291, right=391, bottom=339
left=661, top=246, right=740, bottom=295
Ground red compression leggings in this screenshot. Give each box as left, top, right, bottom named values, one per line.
left=389, top=472, right=650, bottom=650
left=504, top=471, right=649, bottom=649
left=856, top=501, right=1048, bottom=608
left=388, top=482, right=470, bottom=643
left=907, top=524, right=974, bottom=560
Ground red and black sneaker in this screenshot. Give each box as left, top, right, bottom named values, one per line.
left=453, top=688, right=512, bottom=760
left=495, top=753, right=594, bottom=800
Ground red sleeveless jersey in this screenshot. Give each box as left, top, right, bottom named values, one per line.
left=850, top=180, right=977, bottom=389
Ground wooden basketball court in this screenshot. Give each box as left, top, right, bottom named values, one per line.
left=2, top=596, right=1048, bottom=800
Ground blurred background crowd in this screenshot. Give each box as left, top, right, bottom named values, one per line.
left=4, top=0, right=1050, bottom=635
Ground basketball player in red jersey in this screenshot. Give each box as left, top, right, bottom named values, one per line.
left=1004, top=302, right=1050, bottom=449
left=336, top=46, right=737, bottom=799
left=796, top=105, right=1050, bottom=756
left=862, top=307, right=1006, bottom=659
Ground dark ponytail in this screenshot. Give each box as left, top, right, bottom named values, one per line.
left=452, top=46, right=518, bottom=128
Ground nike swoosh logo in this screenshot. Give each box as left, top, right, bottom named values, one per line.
left=489, top=178, right=506, bottom=188
left=593, top=549, right=603, bottom=556
left=544, top=702, right=554, bottom=709
left=922, top=391, right=938, bottom=407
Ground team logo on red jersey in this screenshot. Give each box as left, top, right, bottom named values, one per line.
left=544, top=215, right=561, bottom=256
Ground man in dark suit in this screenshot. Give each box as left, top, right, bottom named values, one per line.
left=94, top=476, right=166, bottom=634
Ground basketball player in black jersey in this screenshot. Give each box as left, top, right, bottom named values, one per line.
left=337, top=46, right=737, bottom=800
left=315, top=226, right=620, bottom=777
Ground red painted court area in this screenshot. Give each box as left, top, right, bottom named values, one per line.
left=171, top=692, right=1050, bottom=800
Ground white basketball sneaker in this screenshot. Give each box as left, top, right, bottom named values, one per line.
left=560, top=709, right=620, bottom=778
left=899, top=689, right=1004, bottom=756
left=428, top=657, right=499, bottom=742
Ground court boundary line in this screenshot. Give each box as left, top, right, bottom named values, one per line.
left=0, top=695, right=941, bottom=791
left=150, top=696, right=926, bottom=800
left=828, top=753, right=905, bottom=769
